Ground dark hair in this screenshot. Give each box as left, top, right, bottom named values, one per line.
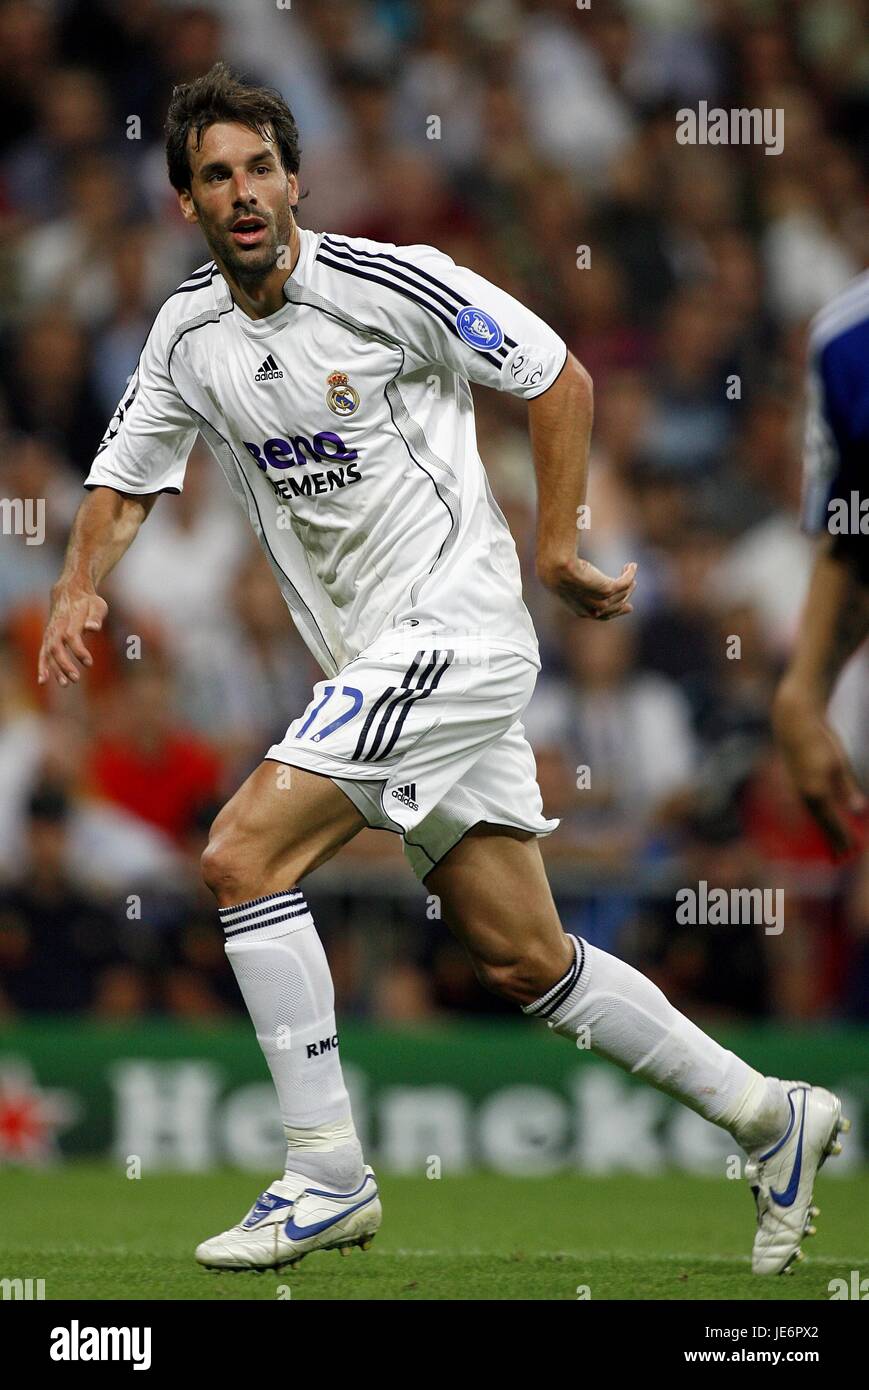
left=165, top=61, right=302, bottom=193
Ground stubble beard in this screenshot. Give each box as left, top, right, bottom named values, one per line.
left=200, top=201, right=294, bottom=287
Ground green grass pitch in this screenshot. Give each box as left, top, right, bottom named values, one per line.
left=1, top=1164, right=867, bottom=1300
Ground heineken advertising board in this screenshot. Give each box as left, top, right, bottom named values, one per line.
left=0, top=1021, right=866, bottom=1174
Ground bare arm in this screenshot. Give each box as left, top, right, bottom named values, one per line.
left=38, top=486, right=160, bottom=687
left=777, top=537, right=869, bottom=705
left=528, top=352, right=637, bottom=618
left=773, top=536, right=869, bottom=852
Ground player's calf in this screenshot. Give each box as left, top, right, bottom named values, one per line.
left=468, top=937, right=575, bottom=1007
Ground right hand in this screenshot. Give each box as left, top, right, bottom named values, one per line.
left=37, top=585, right=108, bottom=688
left=772, top=684, right=867, bottom=855
left=538, top=556, right=638, bottom=620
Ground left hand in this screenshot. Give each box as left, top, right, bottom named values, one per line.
left=772, top=683, right=867, bottom=855
left=539, top=557, right=638, bottom=620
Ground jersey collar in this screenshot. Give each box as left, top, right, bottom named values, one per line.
left=287, top=226, right=317, bottom=286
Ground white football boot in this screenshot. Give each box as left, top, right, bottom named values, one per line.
left=745, top=1081, right=850, bottom=1275
left=196, top=1166, right=381, bottom=1271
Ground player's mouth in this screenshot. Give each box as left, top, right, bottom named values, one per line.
left=229, top=215, right=268, bottom=247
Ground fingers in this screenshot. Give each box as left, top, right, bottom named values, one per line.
left=583, top=561, right=637, bottom=600
left=574, top=561, right=637, bottom=618
left=37, top=626, right=95, bottom=687
left=553, top=559, right=639, bottom=619
left=44, top=636, right=86, bottom=687
left=836, top=761, right=868, bottom=818
left=803, top=759, right=865, bottom=857
left=37, top=593, right=107, bottom=688
left=804, top=793, right=853, bottom=857
left=572, top=598, right=634, bottom=620
left=585, top=588, right=635, bottom=620
left=599, top=577, right=637, bottom=616
left=587, top=577, right=638, bottom=619
left=64, top=628, right=95, bottom=669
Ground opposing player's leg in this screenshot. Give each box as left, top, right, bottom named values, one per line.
left=195, top=761, right=381, bottom=1270
left=425, top=825, right=849, bottom=1275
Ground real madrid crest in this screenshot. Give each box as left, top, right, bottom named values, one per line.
left=326, top=371, right=360, bottom=416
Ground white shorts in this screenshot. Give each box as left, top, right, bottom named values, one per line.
left=265, top=643, right=560, bottom=881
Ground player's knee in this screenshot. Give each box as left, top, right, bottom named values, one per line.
left=200, top=823, right=264, bottom=906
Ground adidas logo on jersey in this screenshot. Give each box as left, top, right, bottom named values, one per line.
left=255, top=354, right=283, bottom=382
left=391, top=782, right=419, bottom=811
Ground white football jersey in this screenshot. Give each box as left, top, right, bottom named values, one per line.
left=84, top=228, right=568, bottom=677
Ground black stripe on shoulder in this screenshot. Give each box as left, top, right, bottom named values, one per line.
left=314, top=253, right=504, bottom=370
left=182, top=261, right=217, bottom=283
left=169, top=266, right=218, bottom=298
left=322, top=236, right=516, bottom=354
left=322, top=239, right=468, bottom=321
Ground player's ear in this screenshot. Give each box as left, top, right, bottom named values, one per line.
left=178, top=188, right=199, bottom=225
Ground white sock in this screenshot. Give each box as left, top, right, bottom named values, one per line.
left=523, top=935, right=789, bottom=1151
left=219, top=887, right=365, bottom=1191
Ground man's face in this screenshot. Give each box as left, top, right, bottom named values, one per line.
left=179, top=121, right=297, bottom=281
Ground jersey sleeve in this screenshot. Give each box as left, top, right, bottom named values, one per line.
left=83, top=305, right=199, bottom=495
left=801, top=350, right=838, bottom=535
left=315, top=236, right=568, bottom=398
left=801, top=320, right=868, bottom=535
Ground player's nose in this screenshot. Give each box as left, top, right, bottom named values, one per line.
left=231, top=173, right=257, bottom=204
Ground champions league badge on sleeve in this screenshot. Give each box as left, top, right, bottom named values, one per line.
left=326, top=371, right=360, bottom=416
left=456, top=306, right=504, bottom=351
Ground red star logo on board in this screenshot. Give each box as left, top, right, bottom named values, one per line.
left=0, top=1059, right=77, bottom=1165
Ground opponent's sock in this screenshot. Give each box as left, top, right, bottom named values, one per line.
left=220, top=888, right=366, bottom=1192
left=523, top=934, right=789, bottom=1151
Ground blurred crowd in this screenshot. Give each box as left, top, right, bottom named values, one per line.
left=0, top=0, right=867, bottom=1025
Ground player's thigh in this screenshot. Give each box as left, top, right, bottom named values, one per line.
left=425, top=823, right=573, bottom=983
left=203, top=760, right=367, bottom=892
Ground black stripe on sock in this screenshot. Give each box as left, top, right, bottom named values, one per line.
left=529, top=938, right=585, bottom=1019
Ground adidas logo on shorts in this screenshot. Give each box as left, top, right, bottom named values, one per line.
left=391, top=782, right=419, bottom=811
left=254, top=353, right=283, bottom=382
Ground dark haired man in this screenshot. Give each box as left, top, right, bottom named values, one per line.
left=41, top=64, right=847, bottom=1275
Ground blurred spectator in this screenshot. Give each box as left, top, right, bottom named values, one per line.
left=525, top=614, right=699, bottom=854
left=516, top=0, right=634, bottom=182
left=17, top=160, right=189, bottom=333
left=0, top=312, right=106, bottom=473
left=0, top=784, right=119, bottom=1013
left=643, top=285, right=733, bottom=475
left=0, top=1, right=55, bottom=160
left=4, top=67, right=118, bottom=223
left=86, top=659, right=222, bottom=844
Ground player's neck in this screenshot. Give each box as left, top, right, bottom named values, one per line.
left=222, top=227, right=301, bottom=321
